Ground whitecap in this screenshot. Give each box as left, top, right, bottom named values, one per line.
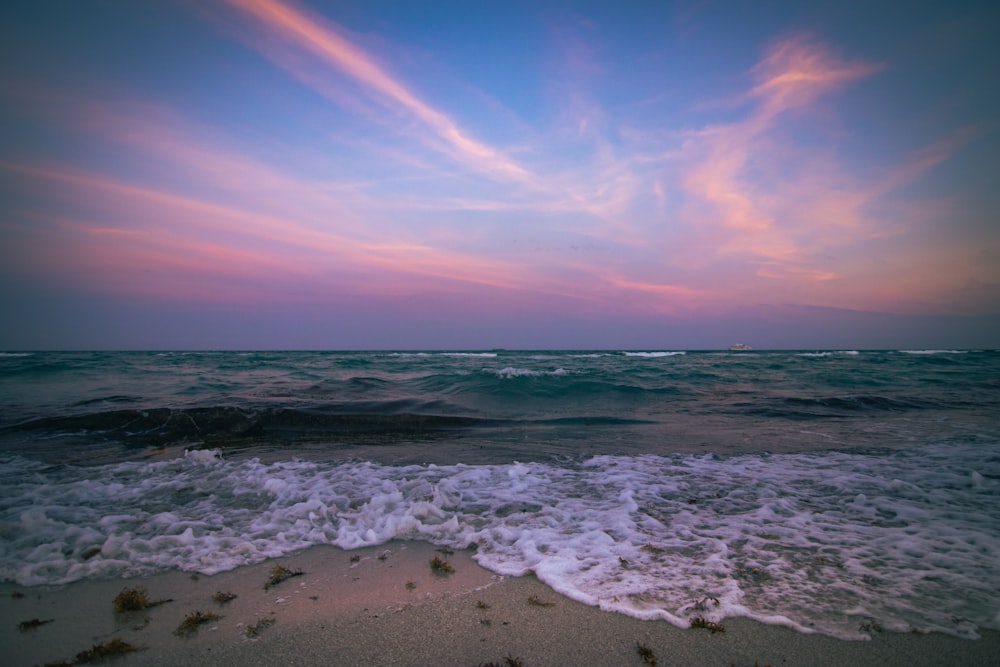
left=622, top=351, right=686, bottom=358
left=490, top=367, right=568, bottom=378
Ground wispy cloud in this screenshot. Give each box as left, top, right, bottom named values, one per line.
left=223, top=0, right=531, bottom=183
left=604, top=275, right=719, bottom=315
left=675, top=35, right=883, bottom=272
left=874, top=125, right=984, bottom=197
left=0, top=159, right=548, bottom=302
left=749, top=34, right=882, bottom=114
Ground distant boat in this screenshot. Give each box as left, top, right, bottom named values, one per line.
left=728, top=343, right=753, bottom=351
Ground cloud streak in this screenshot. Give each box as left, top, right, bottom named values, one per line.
left=673, top=35, right=883, bottom=276
left=223, top=0, right=532, bottom=183
left=750, top=34, right=882, bottom=113
left=0, top=159, right=550, bottom=303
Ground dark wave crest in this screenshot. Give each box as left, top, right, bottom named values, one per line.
left=738, top=394, right=939, bottom=419
left=2, top=406, right=502, bottom=450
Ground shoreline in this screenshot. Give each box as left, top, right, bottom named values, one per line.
left=3, top=542, right=998, bottom=667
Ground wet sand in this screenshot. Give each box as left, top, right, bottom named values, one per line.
left=3, top=541, right=998, bottom=666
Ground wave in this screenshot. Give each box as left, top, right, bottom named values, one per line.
left=1, top=406, right=499, bottom=450
left=71, top=395, right=142, bottom=408
left=2, top=444, right=997, bottom=640
left=739, top=394, right=936, bottom=419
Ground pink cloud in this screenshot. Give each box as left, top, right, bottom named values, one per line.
left=873, top=126, right=984, bottom=197
left=674, top=34, right=885, bottom=284
left=1, top=160, right=553, bottom=302
left=750, top=34, right=882, bottom=114
left=756, top=264, right=838, bottom=283
left=223, top=0, right=531, bottom=183
left=599, top=275, right=720, bottom=315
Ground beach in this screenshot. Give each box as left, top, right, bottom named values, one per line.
left=4, top=541, right=998, bottom=667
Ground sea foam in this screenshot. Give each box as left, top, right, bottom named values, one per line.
left=2, top=442, right=998, bottom=640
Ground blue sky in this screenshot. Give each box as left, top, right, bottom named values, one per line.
left=1, top=0, right=998, bottom=349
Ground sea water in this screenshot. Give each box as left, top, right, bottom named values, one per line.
left=1, top=349, right=998, bottom=640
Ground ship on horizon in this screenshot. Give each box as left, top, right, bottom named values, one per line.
left=728, top=343, right=753, bottom=351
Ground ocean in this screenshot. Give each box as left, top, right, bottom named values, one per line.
left=1, top=349, right=998, bottom=640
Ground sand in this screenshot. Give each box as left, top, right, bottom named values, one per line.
left=3, top=541, right=998, bottom=666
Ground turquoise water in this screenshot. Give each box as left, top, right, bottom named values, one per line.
left=1, top=349, right=998, bottom=639
left=2, top=349, right=997, bottom=463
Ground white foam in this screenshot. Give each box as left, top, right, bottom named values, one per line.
left=490, top=367, right=568, bottom=378
left=1, top=443, right=998, bottom=640
left=622, top=351, right=686, bottom=357
left=798, top=351, right=861, bottom=357
left=388, top=352, right=497, bottom=358
left=899, top=350, right=968, bottom=355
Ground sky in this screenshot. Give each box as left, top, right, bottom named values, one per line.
left=1, top=0, right=998, bottom=350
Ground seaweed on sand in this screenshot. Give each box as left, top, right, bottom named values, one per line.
left=74, top=637, right=144, bottom=663
left=636, top=642, right=657, bottom=665
left=112, top=586, right=171, bottom=613
left=429, top=555, right=455, bottom=574
left=688, top=596, right=720, bottom=612
left=859, top=618, right=883, bottom=635
left=17, top=617, right=54, bottom=631
left=212, top=590, right=238, bottom=603
left=174, top=610, right=222, bottom=637
left=264, top=563, right=303, bottom=590
left=526, top=594, right=556, bottom=608
left=690, top=616, right=725, bottom=633
left=245, top=615, right=276, bottom=638
left=478, top=656, right=524, bottom=667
